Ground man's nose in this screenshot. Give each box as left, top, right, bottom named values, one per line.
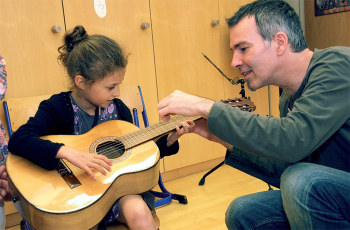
left=231, top=53, right=243, bottom=69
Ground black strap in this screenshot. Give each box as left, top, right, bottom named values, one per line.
left=92, top=106, right=99, bottom=128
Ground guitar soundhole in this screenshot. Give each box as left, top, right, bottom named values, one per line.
left=96, top=140, right=125, bottom=159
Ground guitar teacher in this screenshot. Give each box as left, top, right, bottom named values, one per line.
left=157, top=0, right=350, bottom=229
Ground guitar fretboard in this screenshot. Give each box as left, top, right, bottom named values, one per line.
left=118, top=115, right=201, bottom=149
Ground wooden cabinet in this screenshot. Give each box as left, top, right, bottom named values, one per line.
left=150, top=0, right=227, bottom=171
left=304, top=0, right=350, bottom=50
left=62, top=0, right=160, bottom=127
left=151, top=0, right=279, bottom=171
left=0, top=0, right=67, bottom=98
left=0, top=1, right=66, bottom=225
left=0, top=0, right=280, bottom=183
left=61, top=0, right=166, bottom=173
left=0, top=0, right=67, bottom=141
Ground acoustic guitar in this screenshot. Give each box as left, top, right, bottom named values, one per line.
left=6, top=97, right=255, bottom=230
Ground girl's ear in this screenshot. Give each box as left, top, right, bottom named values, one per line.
left=74, top=75, right=86, bottom=90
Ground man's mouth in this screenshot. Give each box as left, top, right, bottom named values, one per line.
left=241, top=70, right=252, bottom=77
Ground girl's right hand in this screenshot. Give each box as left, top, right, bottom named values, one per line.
left=56, top=146, right=112, bottom=179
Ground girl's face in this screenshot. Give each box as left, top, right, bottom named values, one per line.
left=84, top=68, right=125, bottom=108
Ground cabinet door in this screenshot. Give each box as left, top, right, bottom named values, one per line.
left=0, top=0, right=66, bottom=224
left=62, top=0, right=160, bottom=126
left=0, top=0, right=66, bottom=98
left=151, top=0, right=226, bottom=171
left=219, top=0, right=280, bottom=117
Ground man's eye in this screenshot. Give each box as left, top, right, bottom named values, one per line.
left=109, top=86, right=115, bottom=90
left=241, top=47, right=247, bottom=52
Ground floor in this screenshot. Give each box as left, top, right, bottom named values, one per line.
left=154, top=165, right=272, bottom=230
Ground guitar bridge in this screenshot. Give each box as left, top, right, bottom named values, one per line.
left=56, top=159, right=81, bottom=189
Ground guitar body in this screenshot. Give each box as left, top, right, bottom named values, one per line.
left=6, top=120, right=160, bottom=230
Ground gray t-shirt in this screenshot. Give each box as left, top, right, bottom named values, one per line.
left=208, top=46, right=350, bottom=172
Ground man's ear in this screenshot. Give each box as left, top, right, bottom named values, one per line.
left=274, top=32, right=288, bottom=56
left=74, top=75, right=86, bottom=90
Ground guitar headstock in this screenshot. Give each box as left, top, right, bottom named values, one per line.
left=220, top=97, right=256, bottom=112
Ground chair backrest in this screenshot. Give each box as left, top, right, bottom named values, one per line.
left=3, top=85, right=149, bottom=136
left=118, top=85, right=149, bottom=128
left=3, top=94, right=51, bottom=136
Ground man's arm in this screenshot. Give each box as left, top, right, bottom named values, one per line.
left=158, top=90, right=215, bottom=121
left=158, top=90, right=233, bottom=151
left=191, top=119, right=233, bottom=151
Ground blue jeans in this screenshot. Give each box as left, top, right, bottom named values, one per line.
left=225, top=149, right=350, bottom=230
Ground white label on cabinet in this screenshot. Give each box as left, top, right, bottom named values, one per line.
left=94, top=0, right=107, bottom=18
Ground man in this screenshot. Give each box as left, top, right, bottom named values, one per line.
left=157, top=0, right=350, bottom=229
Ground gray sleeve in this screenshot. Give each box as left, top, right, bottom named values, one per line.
left=207, top=51, right=350, bottom=163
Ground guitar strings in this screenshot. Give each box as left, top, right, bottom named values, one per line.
left=63, top=115, right=201, bottom=172
left=66, top=102, right=253, bottom=171
left=95, top=100, right=253, bottom=158
left=94, top=115, right=201, bottom=158
left=96, top=115, right=199, bottom=157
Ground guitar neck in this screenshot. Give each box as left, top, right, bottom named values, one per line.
left=119, top=115, right=202, bottom=149
left=116, top=97, right=255, bottom=150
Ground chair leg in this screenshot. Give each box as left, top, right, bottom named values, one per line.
left=152, top=172, right=188, bottom=207
left=198, top=160, right=225, bottom=185
left=198, top=150, right=231, bottom=186
left=21, top=220, right=34, bottom=230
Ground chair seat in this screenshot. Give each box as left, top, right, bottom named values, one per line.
left=104, top=214, right=160, bottom=230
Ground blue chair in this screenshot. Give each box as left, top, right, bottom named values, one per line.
left=3, top=86, right=187, bottom=230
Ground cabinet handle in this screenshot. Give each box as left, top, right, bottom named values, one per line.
left=211, top=20, right=220, bottom=26
left=51, top=25, right=62, bottom=33
left=141, top=22, right=150, bottom=30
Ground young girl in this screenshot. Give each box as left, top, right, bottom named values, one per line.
left=8, top=25, right=194, bottom=230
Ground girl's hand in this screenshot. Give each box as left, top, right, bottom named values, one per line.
left=167, top=120, right=195, bottom=146
left=56, top=146, right=113, bottom=179
left=0, top=165, right=9, bottom=202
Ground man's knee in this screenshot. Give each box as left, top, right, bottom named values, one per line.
left=280, top=163, right=329, bottom=213
left=280, top=163, right=317, bottom=195
left=225, top=197, right=244, bottom=230
left=225, top=194, right=262, bottom=230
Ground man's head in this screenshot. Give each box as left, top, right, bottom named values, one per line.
left=227, top=0, right=308, bottom=91
left=227, top=0, right=307, bottom=53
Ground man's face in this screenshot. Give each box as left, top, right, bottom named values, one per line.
left=229, top=16, right=275, bottom=91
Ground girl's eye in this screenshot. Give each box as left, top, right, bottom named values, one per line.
left=108, top=86, right=115, bottom=90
